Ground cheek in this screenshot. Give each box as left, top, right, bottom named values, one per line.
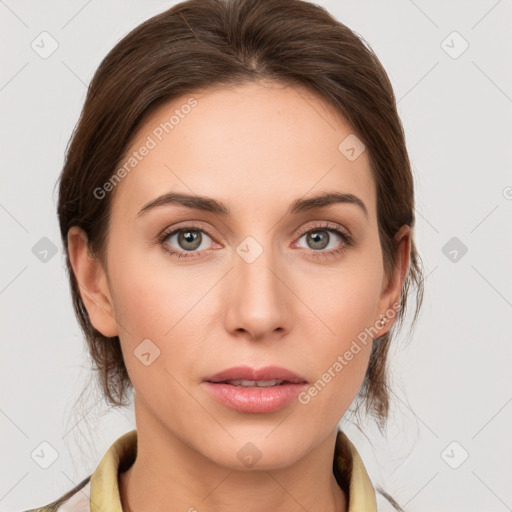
left=293, top=253, right=383, bottom=412
left=108, top=239, right=209, bottom=336
left=295, top=280, right=376, bottom=422
left=107, top=251, right=224, bottom=435
left=107, top=247, right=217, bottom=382
left=297, top=248, right=383, bottom=343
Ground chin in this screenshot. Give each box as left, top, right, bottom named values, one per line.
left=199, top=426, right=308, bottom=471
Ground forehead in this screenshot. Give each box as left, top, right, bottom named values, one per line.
left=110, top=81, right=376, bottom=221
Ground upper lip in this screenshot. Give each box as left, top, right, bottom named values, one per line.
left=204, top=365, right=308, bottom=384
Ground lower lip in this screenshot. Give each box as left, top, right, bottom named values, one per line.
left=202, top=382, right=307, bottom=413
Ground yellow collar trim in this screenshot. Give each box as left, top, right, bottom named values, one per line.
left=89, top=429, right=376, bottom=512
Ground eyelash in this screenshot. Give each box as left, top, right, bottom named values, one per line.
left=157, top=222, right=354, bottom=260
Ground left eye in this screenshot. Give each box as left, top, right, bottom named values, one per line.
left=296, top=228, right=346, bottom=251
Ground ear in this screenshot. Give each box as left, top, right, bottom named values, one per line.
left=374, top=224, right=411, bottom=337
left=67, top=226, right=119, bottom=338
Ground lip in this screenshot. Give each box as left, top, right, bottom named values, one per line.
left=203, top=365, right=308, bottom=384
left=202, top=365, right=308, bottom=414
left=203, top=381, right=307, bottom=413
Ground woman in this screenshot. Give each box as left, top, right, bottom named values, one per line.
left=25, top=0, right=424, bottom=510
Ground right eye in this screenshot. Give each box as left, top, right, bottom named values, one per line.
left=159, top=225, right=217, bottom=259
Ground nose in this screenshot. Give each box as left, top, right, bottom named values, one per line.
left=223, top=240, right=290, bottom=342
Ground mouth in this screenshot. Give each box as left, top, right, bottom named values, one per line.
left=203, top=364, right=308, bottom=385
left=202, top=365, right=308, bottom=413
left=210, top=379, right=297, bottom=387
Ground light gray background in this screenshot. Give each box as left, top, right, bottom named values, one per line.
left=1, top=1, right=511, bottom=511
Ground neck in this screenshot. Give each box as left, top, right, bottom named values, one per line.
left=119, top=400, right=347, bottom=512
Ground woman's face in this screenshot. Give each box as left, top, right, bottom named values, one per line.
left=72, top=80, right=408, bottom=468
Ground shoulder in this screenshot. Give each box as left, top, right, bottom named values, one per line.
left=21, top=475, right=91, bottom=512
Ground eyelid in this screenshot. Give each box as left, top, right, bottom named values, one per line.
left=157, top=220, right=353, bottom=260
left=157, top=221, right=218, bottom=243
left=157, top=220, right=350, bottom=242
left=293, top=220, right=352, bottom=240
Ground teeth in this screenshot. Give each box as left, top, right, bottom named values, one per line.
left=223, top=379, right=284, bottom=387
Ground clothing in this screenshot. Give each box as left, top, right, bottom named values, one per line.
left=23, top=428, right=377, bottom=512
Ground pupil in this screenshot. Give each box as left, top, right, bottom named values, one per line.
left=308, top=230, right=329, bottom=250
left=179, top=230, right=201, bottom=251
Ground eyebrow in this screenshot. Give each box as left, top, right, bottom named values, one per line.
left=137, top=191, right=368, bottom=219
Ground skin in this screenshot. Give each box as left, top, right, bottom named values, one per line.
left=68, top=80, right=410, bottom=512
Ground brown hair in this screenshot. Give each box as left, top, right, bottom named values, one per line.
left=58, top=0, right=423, bottom=443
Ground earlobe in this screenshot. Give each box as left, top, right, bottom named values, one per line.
left=67, top=226, right=119, bottom=338
left=375, top=224, right=411, bottom=336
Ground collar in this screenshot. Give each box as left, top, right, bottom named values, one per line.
left=87, top=429, right=376, bottom=512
